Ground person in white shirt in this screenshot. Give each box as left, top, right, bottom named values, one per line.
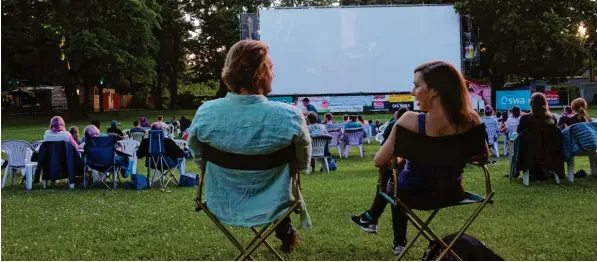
left=44, top=116, right=79, bottom=149
left=480, top=105, right=499, bottom=130
left=157, top=115, right=171, bottom=138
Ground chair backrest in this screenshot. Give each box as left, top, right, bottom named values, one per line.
left=328, top=131, right=342, bottom=146
left=167, top=124, right=175, bottom=134
left=148, top=130, right=166, bottom=156
left=84, top=136, right=117, bottom=167
left=311, top=135, right=332, bottom=157
left=30, top=140, right=44, bottom=150
left=1, top=140, right=33, bottom=167
left=117, top=139, right=140, bottom=157
left=485, top=127, right=499, bottom=144
left=143, top=127, right=151, bottom=132
left=173, top=139, right=188, bottom=151
left=129, top=132, right=145, bottom=142
left=122, top=129, right=130, bottom=136
left=375, top=122, right=390, bottom=143
left=345, top=128, right=364, bottom=145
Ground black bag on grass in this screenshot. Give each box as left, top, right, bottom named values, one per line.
left=422, top=233, right=504, bottom=261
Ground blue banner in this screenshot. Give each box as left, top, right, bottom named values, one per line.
left=268, top=96, right=294, bottom=104
left=496, top=90, right=530, bottom=111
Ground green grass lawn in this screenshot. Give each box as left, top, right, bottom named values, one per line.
left=1, top=109, right=597, bottom=260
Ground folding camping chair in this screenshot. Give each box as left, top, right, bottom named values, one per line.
left=146, top=130, right=180, bottom=188
left=83, top=135, right=123, bottom=190
left=379, top=123, right=494, bottom=261
left=195, top=142, right=304, bottom=261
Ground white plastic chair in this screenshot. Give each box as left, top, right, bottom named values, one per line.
left=343, top=128, right=364, bottom=158
left=327, top=131, right=343, bottom=158
left=360, top=124, right=372, bottom=144
left=307, top=135, right=332, bottom=174
left=129, top=132, right=145, bottom=142
left=117, top=139, right=140, bottom=175
left=566, top=149, right=597, bottom=183
left=503, top=118, right=520, bottom=155
left=1, top=140, right=35, bottom=190
left=485, top=127, right=500, bottom=158
left=375, top=122, right=390, bottom=144
left=173, top=139, right=189, bottom=176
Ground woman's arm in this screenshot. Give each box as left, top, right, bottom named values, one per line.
left=374, top=123, right=397, bottom=168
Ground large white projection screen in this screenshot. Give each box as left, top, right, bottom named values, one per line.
left=259, top=5, right=462, bottom=95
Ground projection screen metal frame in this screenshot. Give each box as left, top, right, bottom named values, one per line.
left=252, top=4, right=464, bottom=97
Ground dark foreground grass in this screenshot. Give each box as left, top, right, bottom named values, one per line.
left=1, top=110, right=597, bottom=260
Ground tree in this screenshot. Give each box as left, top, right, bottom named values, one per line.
left=46, top=0, right=160, bottom=117
left=455, top=0, right=592, bottom=104
left=154, top=0, right=193, bottom=110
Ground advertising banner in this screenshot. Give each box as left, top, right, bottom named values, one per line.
left=268, top=96, right=294, bottom=105
left=372, top=95, right=387, bottom=102
left=388, top=94, right=414, bottom=103
left=496, top=90, right=530, bottom=111
left=545, top=91, right=559, bottom=106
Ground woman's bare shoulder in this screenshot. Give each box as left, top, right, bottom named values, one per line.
left=397, top=111, right=420, bottom=133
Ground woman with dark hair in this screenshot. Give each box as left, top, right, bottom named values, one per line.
left=372, top=61, right=488, bottom=255
left=560, top=98, right=589, bottom=128
left=515, top=92, right=563, bottom=180
left=557, top=106, right=574, bottom=129
left=350, top=107, right=409, bottom=234
left=517, top=93, right=557, bottom=133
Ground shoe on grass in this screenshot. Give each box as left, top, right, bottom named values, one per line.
left=393, top=240, right=405, bottom=256
left=349, top=213, right=378, bottom=233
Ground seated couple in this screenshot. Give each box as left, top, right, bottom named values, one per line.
left=350, top=61, right=489, bottom=255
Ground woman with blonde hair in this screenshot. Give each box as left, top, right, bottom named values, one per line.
left=44, top=116, right=78, bottom=148
left=561, top=98, right=589, bottom=128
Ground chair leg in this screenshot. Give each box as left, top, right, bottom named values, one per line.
left=323, top=157, right=329, bottom=173
left=250, top=227, right=284, bottom=261
left=436, top=194, right=494, bottom=260
left=337, top=145, right=342, bottom=158
left=493, top=142, right=499, bottom=158
left=523, top=170, right=530, bottom=186
left=553, top=171, right=560, bottom=184
left=25, top=164, right=34, bottom=191
left=2, top=167, right=10, bottom=189
left=567, top=157, right=575, bottom=183
left=359, top=145, right=363, bottom=158
left=397, top=210, right=439, bottom=260
left=589, top=153, right=597, bottom=176
left=344, top=145, right=349, bottom=158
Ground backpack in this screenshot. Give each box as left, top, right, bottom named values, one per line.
left=179, top=173, right=199, bottom=187
left=320, top=157, right=337, bottom=172
left=422, top=233, right=504, bottom=261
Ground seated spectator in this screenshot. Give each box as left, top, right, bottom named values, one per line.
left=187, top=40, right=311, bottom=253
left=372, top=61, right=488, bottom=255
left=136, top=122, right=185, bottom=166
left=369, top=120, right=377, bottom=136
left=130, top=121, right=146, bottom=133
left=559, top=98, right=589, bottom=129
left=350, top=107, right=409, bottom=234
left=157, top=115, right=171, bottom=137
left=345, top=115, right=362, bottom=129
left=481, top=105, right=499, bottom=129
left=44, top=116, right=79, bottom=149
left=357, top=115, right=366, bottom=125
left=140, top=117, right=150, bottom=128
left=343, top=114, right=349, bottom=123
left=323, top=113, right=342, bottom=131
left=107, top=120, right=124, bottom=137
left=83, top=125, right=135, bottom=177
left=516, top=92, right=564, bottom=180
left=69, top=126, right=82, bottom=145
left=505, top=106, right=521, bottom=134
left=307, top=112, right=330, bottom=172
left=179, top=116, right=192, bottom=134
left=557, top=106, right=573, bottom=129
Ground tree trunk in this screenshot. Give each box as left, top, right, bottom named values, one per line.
left=168, top=71, right=178, bottom=110
left=98, top=80, right=104, bottom=113
left=489, top=71, right=505, bottom=108
left=64, top=73, right=83, bottom=120
left=215, top=75, right=228, bottom=99
left=153, top=67, right=163, bottom=109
